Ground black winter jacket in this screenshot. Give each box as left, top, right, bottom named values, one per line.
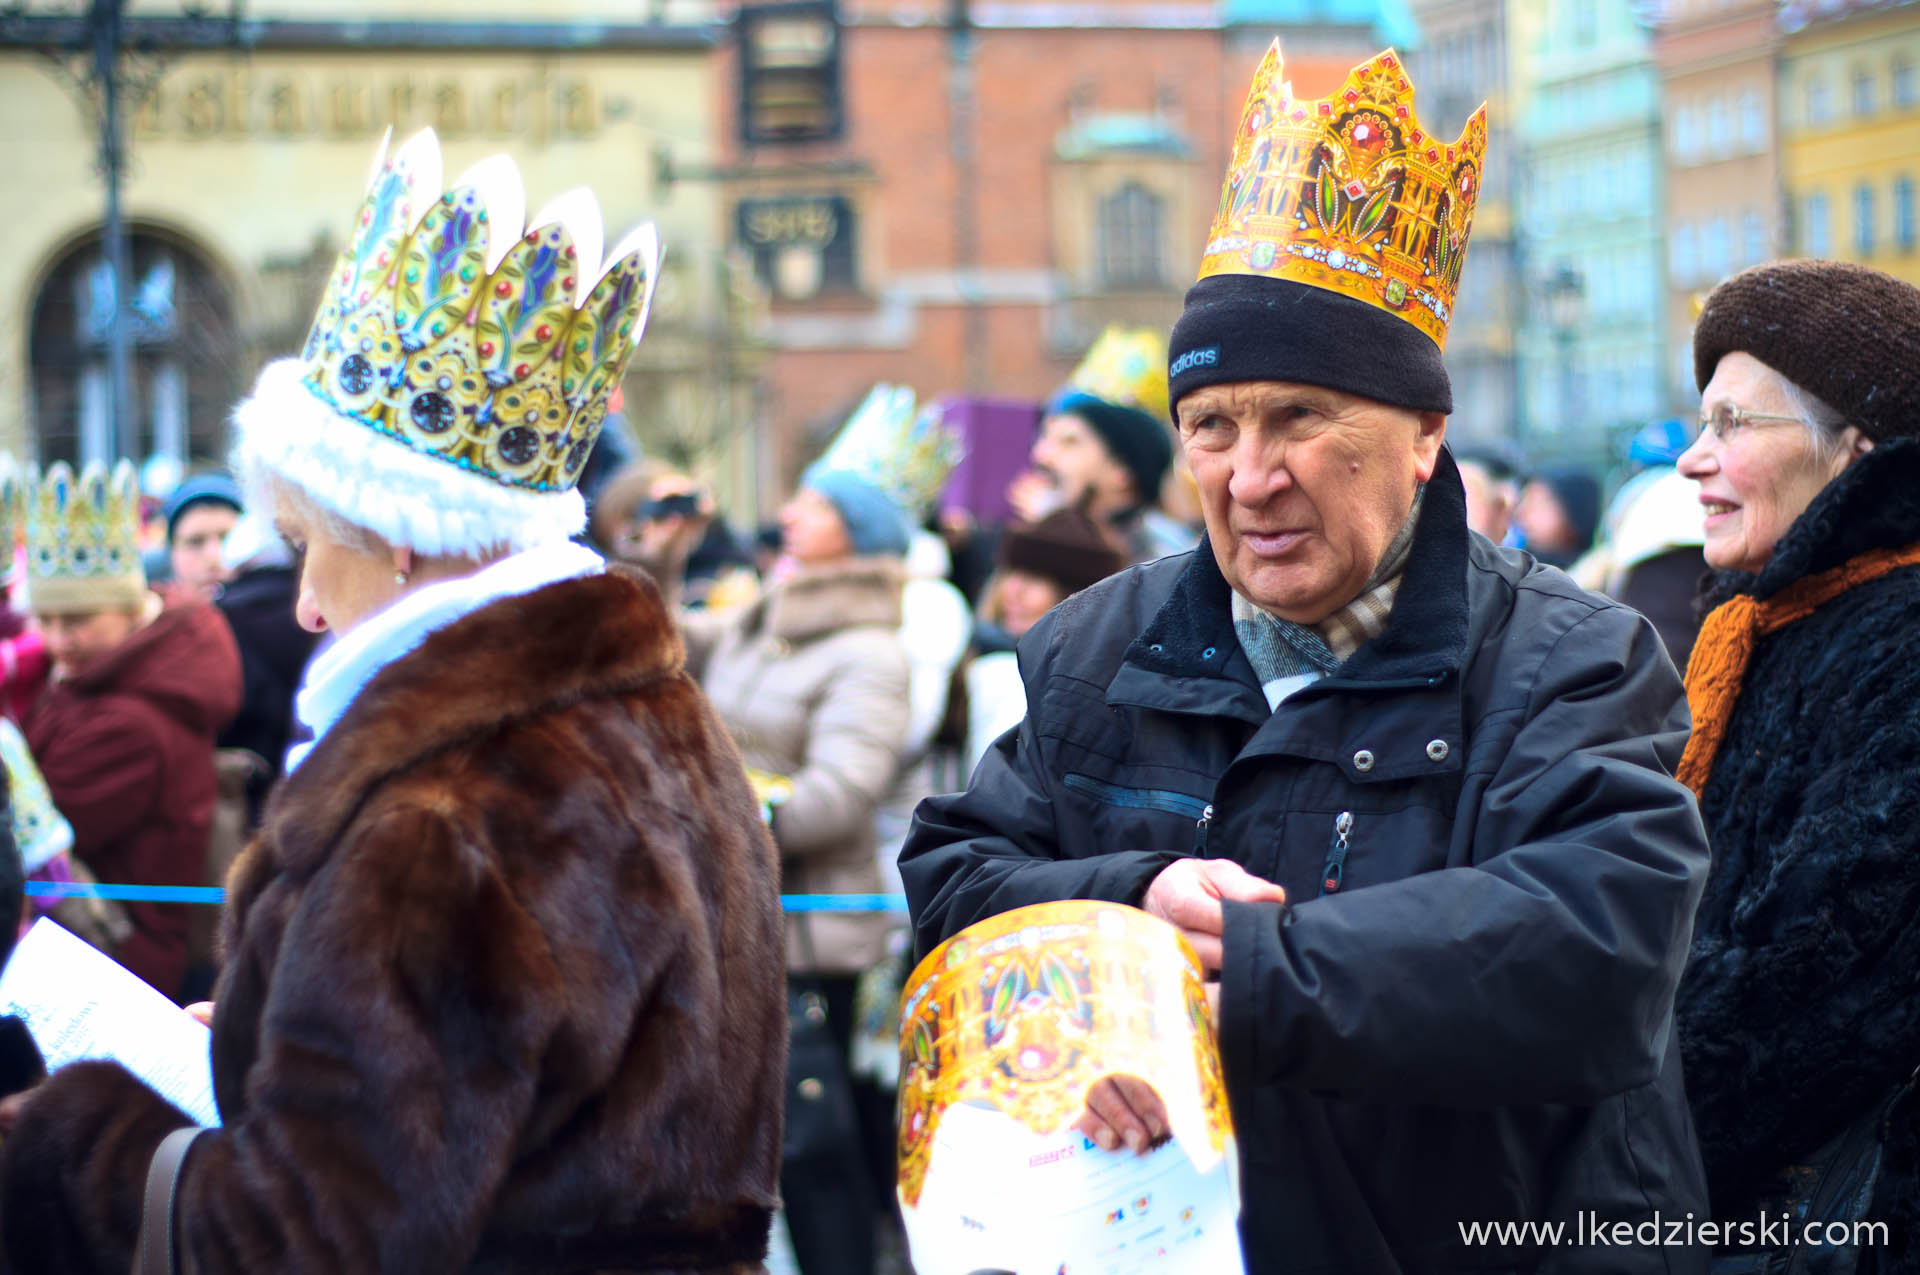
left=1676, top=437, right=1920, bottom=1272
left=902, top=454, right=1712, bottom=1275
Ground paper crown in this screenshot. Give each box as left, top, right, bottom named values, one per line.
left=0, top=718, right=72, bottom=873
left=816, top=385, right=966, bottom=520
left=0, top=458, right=23, bottom=586
left=24, top=461, right=147, bottom=615
left=235, top=128, right=661, bottom=556
left=1200, top=42, right=1487, bottom=350
left=1059, top=326, right=1169, bottom=422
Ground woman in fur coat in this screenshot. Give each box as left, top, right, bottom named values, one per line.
left=1673, top=260, right=1920, bottom=1272
left=0, top=131, right=787, bottom=1274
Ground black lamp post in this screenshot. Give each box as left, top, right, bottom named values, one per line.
left=1546, top=265, right=1585, bottom=435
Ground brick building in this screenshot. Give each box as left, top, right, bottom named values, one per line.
left=695, top=0, right=1421, bottom=495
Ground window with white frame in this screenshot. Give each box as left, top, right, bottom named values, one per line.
left=1807, top=77, right=1834, bottom=127
left=1743, top=209, right=1768, bottom=265
left=1739, top=89, right=1766, bottom=152
left=1806, top=191, right=1832, bottom=256
left=1896, top=176, right=1917, bottom=252
left=1671, top=222, right=1697, bottom=284
left=1855, top=182, right=1876, bottom=256
left=1854, top=66, right=1876, bottom=117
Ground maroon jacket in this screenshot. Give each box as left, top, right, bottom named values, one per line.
left=24, top=601, right=240, bottom=997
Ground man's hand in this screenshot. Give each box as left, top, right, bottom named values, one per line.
left=1074, top=1074, right=1169, bottom=1155
left=1143, top=858, right=1287, bottom=973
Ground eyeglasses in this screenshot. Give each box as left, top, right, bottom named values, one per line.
left=1693, top=402, right=1805, bottom=444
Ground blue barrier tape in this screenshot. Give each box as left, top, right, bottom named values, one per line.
left=25, top=882, right=911, bottom=913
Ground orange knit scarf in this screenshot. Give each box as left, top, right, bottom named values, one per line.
left=1678, top=541, right=1920, bottom=795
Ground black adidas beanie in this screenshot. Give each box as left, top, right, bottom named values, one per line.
left=1166, top=274, right=1453, bottom=418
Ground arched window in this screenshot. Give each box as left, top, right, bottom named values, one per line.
left=29, top=228, right=238, bottom=468
left=1098, top=183, right=1165, bottom=290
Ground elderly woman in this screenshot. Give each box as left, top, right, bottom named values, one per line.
left=0, top=132, right=786, bottom=1274
left=1673, top=260, right=1920, bottom=1267
left=675, top=457, right=914, bottom=1275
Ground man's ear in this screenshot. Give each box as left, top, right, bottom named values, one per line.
left=1412, top=411, right=1449, bottom=483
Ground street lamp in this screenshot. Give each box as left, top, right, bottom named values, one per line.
left=1546, top=265, right=1585, bottom=435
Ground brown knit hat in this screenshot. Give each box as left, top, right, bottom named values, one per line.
left=1693, top=260, right=1920, bottom=442
left=999, top=507, right=1126, bottom=596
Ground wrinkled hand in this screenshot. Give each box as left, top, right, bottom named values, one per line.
left=1143, top=858, right=1287, bottom=973
left=0, top=1088, right=34, bottom=1138
left=1074, top=1074, right=1169, bottom=1156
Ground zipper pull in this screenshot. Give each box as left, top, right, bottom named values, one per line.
left=1194, top=804, right=1214, bottom=855
left=1321, top=810, right=1353, bottom=895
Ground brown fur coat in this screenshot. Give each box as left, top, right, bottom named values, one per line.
left=0, top=566, right=787, bottom=1274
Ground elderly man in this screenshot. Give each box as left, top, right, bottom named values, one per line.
left=901, top=44, right=1709, bottom=1275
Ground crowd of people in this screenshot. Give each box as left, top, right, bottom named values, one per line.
left=0, top=37, right=1911, bottom=1275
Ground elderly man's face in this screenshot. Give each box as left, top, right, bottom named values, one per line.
left=1177, top=380, right=1445, bottom=624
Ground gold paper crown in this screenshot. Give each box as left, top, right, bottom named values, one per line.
left=1200, top=42, right=1487, bottom=349
left=1060, top=326, right=1170, bottom=422
left=298, top=129, right=660, bottom=494
left=24, top=460, right=147, bottom=614
left=815, top=385, right=966, bottom=519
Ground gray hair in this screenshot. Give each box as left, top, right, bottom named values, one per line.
left=1779, top=378, right=1854, bottom=467
left=251, top=470, right=386, bottom=557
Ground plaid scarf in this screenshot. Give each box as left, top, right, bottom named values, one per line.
left=1233, top=488, right=1423, bottom=709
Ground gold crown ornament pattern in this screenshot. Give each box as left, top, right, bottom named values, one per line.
left=24, top=461, right=147, bottom=615
left=299, top=129, right=660, bottom=493
left=816, top=385, right=967, bottom=520
left=895, top=901, right=1234, bottom=1212
left=1201, top=42, right=1487, bottom=350
left=1061, top=326, right=1170, bottom=422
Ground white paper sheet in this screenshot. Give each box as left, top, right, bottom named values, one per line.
left=0, top=919, right=220, bottom=1127
left=907, top=1100, right=1243, bottom=1275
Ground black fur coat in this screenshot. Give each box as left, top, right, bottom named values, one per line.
left=0, top=565, right=788, bottom=1274
left=1676, top=437, right=1920, bottom=1269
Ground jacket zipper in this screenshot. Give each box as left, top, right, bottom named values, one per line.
left=1062, top=773, right=1212, bottom=820
left=1194, top=804, right=1214, bottom=855
left=1321, top=811, right=1354, bottom=895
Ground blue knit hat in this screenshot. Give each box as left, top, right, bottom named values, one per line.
left=802, top=465, right=911, bottom=558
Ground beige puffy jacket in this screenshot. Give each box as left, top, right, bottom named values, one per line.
left=683, top=556, right=911, bottom=973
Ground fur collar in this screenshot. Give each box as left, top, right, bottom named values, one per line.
left=1704, top=436, right=1920, bottom=608
left=758, top=556, right=904, bottom=642
left=256, top=565, right=683, bottom=877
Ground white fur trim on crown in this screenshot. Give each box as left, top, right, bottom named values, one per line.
left=231, top=358, right=586, bottom=558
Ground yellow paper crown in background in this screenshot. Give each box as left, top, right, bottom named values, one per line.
left=1200, top=41, right=1487, bottom=350
left=1060, top=326, right=1170, bottom=422
left=299, top=129, right=661, bottom=494
left=24, top=460, right=147, bottom=614
left=815, top=384, right=967, bottom=520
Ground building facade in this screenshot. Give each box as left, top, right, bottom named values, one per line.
left=703, top=0, right=1420, bottom=484
left=0, top=1, right=768, bottom=512
left=1511, top=0, right=1667, bottom=462
left=1779, top=0, right=1920, bottom=289
left=1408, top=0, right=1518, bottom=446
left=1653, top=0, right=1781, bottom=408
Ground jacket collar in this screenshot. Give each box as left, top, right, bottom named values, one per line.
left=757, top=555, right=905, bottom=642
left=1705, top=435, right=1920, bottom=606
left=1113, top=447, right=1472, bottom=718
left=259, top=565, right=684, bottom=875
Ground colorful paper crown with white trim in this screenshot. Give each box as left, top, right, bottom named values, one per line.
left=234, top=128, right=660, bottom=557
left=1061, top=326, right=1169, bottom=422
left=1199, top=42, right=1487, bottom=350
left=817, top=385, right=966, bottom=520
left=24, top=460, right=147, bottom=614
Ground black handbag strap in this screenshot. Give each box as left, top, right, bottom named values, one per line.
left=133, top=1127, right=208, bottom=1275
